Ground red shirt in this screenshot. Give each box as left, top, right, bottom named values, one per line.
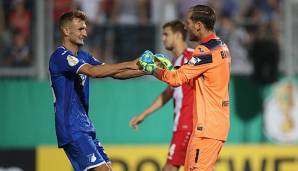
left=172, top=48, right=194, bottom=132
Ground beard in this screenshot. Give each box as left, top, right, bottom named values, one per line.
left=76, top=40, right=84, bottom=46
left=189, top=33, right=199, bottom=41
left=70, top=37, right=84, bottom=46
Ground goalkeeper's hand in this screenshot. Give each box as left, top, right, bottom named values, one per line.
left=154, top=53, right=174, bottom=71
left=138, top=50, right=156, bottom=74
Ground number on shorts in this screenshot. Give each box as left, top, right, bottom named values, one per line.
left=195, top=149, right=200, bottom=163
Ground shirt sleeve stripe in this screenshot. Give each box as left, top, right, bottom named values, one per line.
left=76, top=63, right=88, bottom=74
left=192, top=54, right=212, bottom=66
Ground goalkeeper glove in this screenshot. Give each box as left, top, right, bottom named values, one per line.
left=154, top=53, right=174, bottom=71
left=138, top=50, right=156, bottom=74
left=139, top=50, right=154, bottom=63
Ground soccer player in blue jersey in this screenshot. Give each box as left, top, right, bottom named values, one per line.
left=49, top=11, right=145, bottom=171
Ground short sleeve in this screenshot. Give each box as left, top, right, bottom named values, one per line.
left=87, top=53, right=104, bottom=65
left=54, top=51, right=86, bottom=74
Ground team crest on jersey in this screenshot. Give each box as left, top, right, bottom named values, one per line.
left=67, top=55, right=79, bottom=67
left=87, top=153, right=97, bottom=163
left=188, top=54, right=212, bottom=66
left=188, top=57, right=202, bottom=65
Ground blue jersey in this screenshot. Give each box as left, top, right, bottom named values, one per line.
left=49, top=46, right=103, bottom=147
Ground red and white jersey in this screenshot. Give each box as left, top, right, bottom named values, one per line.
left=172, top=48, right=194, bottom=132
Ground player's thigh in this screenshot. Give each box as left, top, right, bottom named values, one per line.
left=89, top=163, right=112, bottom=171
left=185, top=137, right=224, bottom=171
left=166, top=131, right=191, bottom=167
left=63, top=134, right=109, bottom=171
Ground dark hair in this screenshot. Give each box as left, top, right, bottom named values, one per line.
left=188, top=5, right=216, bottom=31
left=58, top=10, right=87, bottom=31
left=163, top=20, right=187, bottom=41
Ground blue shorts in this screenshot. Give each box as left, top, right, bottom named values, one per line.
left=63, top=133, right=110, bottom=171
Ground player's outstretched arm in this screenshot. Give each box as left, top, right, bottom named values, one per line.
left=109, top=58, right=146, bottom=79
left=78, top=59, right=139, bottom=78
left=129, top=86, right=173, bottom=129
left=110, top=50, right=155, bottom=79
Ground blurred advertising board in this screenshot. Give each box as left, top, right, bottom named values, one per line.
left=264, top=79, right=298, bottom=143
left=35, top=145, right=298, bottom=171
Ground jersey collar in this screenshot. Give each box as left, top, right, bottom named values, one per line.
left=182, top=48, right=191, bottom=57
left=201, top=33, right=218, bottom=43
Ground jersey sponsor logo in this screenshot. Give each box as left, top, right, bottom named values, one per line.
left=88, top=153, right=97, bottom=163
left=188, top=54, right=212, bottom=66
left=67, top=55, right=79, bottom=67
left=188, top=57, right=202, bottom=65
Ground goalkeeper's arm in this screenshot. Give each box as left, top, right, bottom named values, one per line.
left=129, top=86, right=173, bottom=129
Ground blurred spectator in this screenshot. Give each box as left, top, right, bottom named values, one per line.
left=8, top=0, right=31, bottom=41
left=217, top=14, right=252, bottom=74
left=177, top=0, right=208, bottom=18
left=53, top=0, right=75, bottom=24
left=74, top=0, right=107, bottom=61
left=53, top=0, right=76, bottom=47
left=110, top=0, right=150, bottom=25
left=3, top=29, right=32, bottom=67
left=0, top=0, right=4, bottom=34
left=100, top=0, right=115, bottom=21
left=74, top=0, right=106, bottom=24
left=240, top=1, right=281, bottom=83
left=249, top=22, right=280, bottom=84
left=0, top=0, right=6, bottom=64
left=107, top=0, right=153, bottom=62
left=221, top=0, right=239, bottom=17
left=257, top=0, right=281, bottom=21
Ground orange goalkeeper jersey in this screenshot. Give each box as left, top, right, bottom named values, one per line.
left=156, top=34, right=231, bottom=141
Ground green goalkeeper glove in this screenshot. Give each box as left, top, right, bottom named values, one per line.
left=154, top=54, right=174, bottom=71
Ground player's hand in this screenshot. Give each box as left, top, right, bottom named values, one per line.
left=138, top=50, right=156, bottom=74
left=129, top=115, right=145, bottom=130
left=154, top=54, right=174, bottom=71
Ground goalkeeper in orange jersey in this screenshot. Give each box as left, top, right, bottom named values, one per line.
left=130, top=20, right=194, bottom=171
left=139, top=5, right=231, bottom=171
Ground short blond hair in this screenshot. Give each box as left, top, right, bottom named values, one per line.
left=58, top=10, right=87, bottom=31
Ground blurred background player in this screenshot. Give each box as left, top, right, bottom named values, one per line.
left=139, top=5, right=231, bottom=171
left=49, top=10, right=146, bottom=171
left=129, top=20, right=194, bottom=171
